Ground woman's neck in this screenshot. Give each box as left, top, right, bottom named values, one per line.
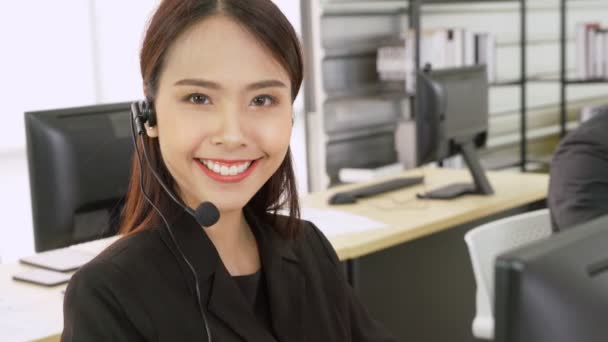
left=204, top=209, right=248, bottom=247
left=203, top=209, right=260, bottom=276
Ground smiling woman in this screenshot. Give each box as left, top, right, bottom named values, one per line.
left=140, top=13, right=298, bottom=233
left=60, top=1, right=397, bottom=341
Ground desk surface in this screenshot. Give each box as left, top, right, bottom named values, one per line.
left=0, top=168, right=548, bottom=342
left=306, top=168, right=548, bottom=260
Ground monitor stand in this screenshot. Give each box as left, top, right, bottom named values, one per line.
left=417, top=140, right=494, bottom=200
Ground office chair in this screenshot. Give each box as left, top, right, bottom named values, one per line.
left=464, top=208, right=552, bottom=340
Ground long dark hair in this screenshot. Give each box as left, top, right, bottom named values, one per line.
left=119, top=0, right=303, bottom=239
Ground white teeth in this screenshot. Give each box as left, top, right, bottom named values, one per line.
left=200, top=159, right=253, bottom=176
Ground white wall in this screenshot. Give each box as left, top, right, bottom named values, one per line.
left=0, top=1, right=96, bottom=150
left=92, top=1, right=160, bottom=103
left=0, top=0, right=305, bottom=262
left=0, top=0, right=99, bottom=263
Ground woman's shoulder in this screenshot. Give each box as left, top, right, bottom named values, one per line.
left=271, top=214, right=340, bottom=266
left=97, top=228, right=164, bottom=264
left=63, top=230, right=160, bottom=341
left=72, top=228, right=166, bottom=284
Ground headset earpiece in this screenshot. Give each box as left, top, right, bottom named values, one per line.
left=131, top=100, right=157, bottom=135
left=141, top=100, right=157, bottom=127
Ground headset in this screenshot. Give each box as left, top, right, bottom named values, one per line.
left=130, top=99, right=217, bottom=341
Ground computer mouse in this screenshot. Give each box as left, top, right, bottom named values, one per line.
left=328, top=192, right=357, bottom=205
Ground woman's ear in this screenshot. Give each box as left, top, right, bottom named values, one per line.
left=145, top=123, right=159, bottom=138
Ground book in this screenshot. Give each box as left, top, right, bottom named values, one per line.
left=576, top=22, right=601, bottom=80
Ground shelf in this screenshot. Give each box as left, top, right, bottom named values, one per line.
left=491, top=79, right=523, bottom=86
left=433, top=75, right=543, bottom=87
left=304, top=0, right=532, bottom=191
left=483, top=78, right=533, bottom=86
left=325, top=82, right=410, bottom=100
left=325, top=87, right=412, bottom=103
left=487, top=120, right=579, bottom=149
left=419, top=0, right=519, bottom=3
left=326, top=91, right=410, bottom=103
left=564, top=78, right=608, bottom=85
left=322, top=1, right=408, bottom=16
left=492, top=71, right=603, bottom=85
left=322, top=0, right=521, bottom=16
left=324, top=75, right=556, bottom=99
left=324, top=36, right=404, bottom=58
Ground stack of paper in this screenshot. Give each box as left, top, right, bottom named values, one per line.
left=299, top=207, right=387, bottom=237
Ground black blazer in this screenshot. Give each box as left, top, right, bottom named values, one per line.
left=549, top=113, right=608, bottom=231
left=61, top=208, right=398, bottom=341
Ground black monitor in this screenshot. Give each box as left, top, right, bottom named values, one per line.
left=415, top=64, right=493, bottom=199
left=494, top=215, right=608, bottom=342
left=25, top=102, right=134, bottom=252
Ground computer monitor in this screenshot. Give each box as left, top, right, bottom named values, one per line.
left=25, top=102, right=134, bottom=252
left=494, top=215, right=608, bottom=342
left=415, top=64, right=493, bottom=199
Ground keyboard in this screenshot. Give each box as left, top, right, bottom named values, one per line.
left=19, top=236, right=120, bottom=273
left=329, top=176, right=424, bottom=205
left=68, top=236, right=120, bottom=255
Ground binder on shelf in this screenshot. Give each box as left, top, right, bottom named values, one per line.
left=575, top=22, right=608, bottom=80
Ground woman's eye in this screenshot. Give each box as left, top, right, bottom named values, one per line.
left=251, top=95, right=276, bottom=107
left=186, top=93, right=210, bottom=105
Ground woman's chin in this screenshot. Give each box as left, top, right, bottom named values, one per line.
left=199, top=198, right=248, bottom=214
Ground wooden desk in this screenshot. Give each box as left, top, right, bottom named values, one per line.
left=306, top=168, right=548, bottom=260
left=0, top=263, right=66, bottom=342
left=0, top=168, right=548, bottom=342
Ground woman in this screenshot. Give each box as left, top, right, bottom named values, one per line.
left=62, top=0, right=397, bottom=341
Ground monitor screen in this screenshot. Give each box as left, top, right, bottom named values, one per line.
left=494, top=214, right=608, bottom=342
left=414, top=65, right=493, bottom=199
left=416, top=65, right=488, bottom=166
left=25, top=102, right=134, bottom=252
left=441, top=68, right=488, bottom=143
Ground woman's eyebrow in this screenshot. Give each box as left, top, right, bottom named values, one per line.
left=245, top=80, right=287, bottom=91
left=174, top=78, right=221, bottom=89
left=174, top=78, right=287, bottom=91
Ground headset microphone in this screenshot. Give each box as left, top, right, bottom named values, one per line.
left=130, top=100, right=215, bottom=341
left=194, top=202, right=221, bottom=227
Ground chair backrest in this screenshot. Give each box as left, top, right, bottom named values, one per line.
left=464, top=208, right=552, bottom=339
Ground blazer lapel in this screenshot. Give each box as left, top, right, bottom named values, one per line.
left=246, top=209, right=307, bottom=342
left=207, top=261, right=276, bottom=341
left=159, top=210, right=275, bottom=341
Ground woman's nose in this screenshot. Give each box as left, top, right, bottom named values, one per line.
left=210, top=111, right=246, bottom=149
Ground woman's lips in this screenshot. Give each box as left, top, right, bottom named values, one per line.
left=196, top=158, right=260, bottom=183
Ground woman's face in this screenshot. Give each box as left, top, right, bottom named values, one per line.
left=148, top=15, right=293, bottom=214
